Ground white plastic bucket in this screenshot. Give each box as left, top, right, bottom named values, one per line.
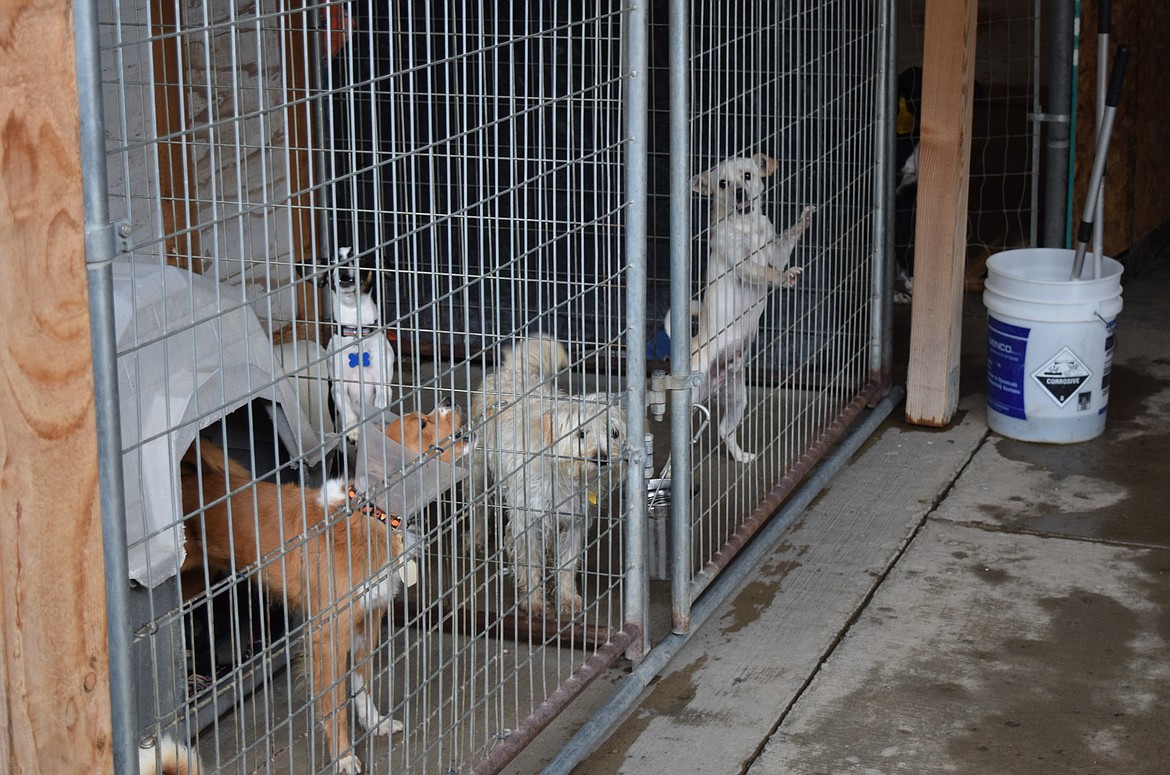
left=983, top=248, right=1123, bottom=443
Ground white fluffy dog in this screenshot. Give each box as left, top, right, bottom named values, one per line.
left=470, top=336, right=626, bottom=616
left=325, top=247, right=395, bottom=443
left=680, top=154, right=816, bottom=463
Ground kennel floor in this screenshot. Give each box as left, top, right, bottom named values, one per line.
left=184, top=265, right=1170, bottom=774
left=540, top=259, right=1170, bottom=774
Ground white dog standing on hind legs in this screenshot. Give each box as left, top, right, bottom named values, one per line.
left=679, top=153, right=816, bottom=464
left=325, top=247, right=396, bottom=443
left=469, top=335, right=627, bottom=616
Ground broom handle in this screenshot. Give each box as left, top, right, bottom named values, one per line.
left=1070, top=44, right=1128, bottom=281
left=1092, top=0, right=1111, bottom=277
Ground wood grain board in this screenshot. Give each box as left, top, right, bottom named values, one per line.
left=905, top=0, right=979, bottom=427
left=0, top=0, right=114, bottom=771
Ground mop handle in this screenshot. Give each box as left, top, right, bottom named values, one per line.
left=1070, top=45, right=1129, bottom=280
left=1092, top=0, right=1112, bottom=275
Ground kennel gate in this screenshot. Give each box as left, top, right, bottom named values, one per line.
left=82, top=0, right=892, bottom=772
left=648, top=0, right=894, bottom=634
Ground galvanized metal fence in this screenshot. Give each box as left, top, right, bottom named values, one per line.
left=899, top=0, right=1045, bottom=289
left=81, top=0, right=891, bottom=772
left=647, top=0, right=892, bottom=633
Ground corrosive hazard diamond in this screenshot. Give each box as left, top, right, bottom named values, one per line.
left=1031, top=347, right=1092, bottom=406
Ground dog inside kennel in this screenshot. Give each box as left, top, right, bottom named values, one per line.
left=76, top=0, right=1040, bottom=772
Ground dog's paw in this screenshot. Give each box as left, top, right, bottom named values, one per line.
left=727, top=445, right=756, bottom=464
left=521, top=593, right=546, bottom=618
left=346, top=428, right=361, bottom=445
left=558, top=592, right=585, bottom=616
left=372, top=717, right=404, bottom=737
left=800, top=205, right=817, bottom=226
left=782, top=266, right=803, bottom=288
left=336, top=753, right=363, bottom=774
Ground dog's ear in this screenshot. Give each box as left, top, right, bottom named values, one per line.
left=691, top=170, right=713, bottom=196
left=309, top=256, right=332, bottom=288
left=359, top=267, right=377, bottom=294
left=751, top=153, right=779, bottom=178
left=542, top=410, right=556, bottom=445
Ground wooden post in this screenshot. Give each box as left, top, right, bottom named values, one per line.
left=0, top=0, right=115, bottom=771
left=905, top=0, right=979, bottom=426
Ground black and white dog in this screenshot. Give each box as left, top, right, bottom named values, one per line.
left=323, top=247, right=395, bottom=443
left=893, top=66, right=986, bottom=304
left=894, top=66, right=924, bottom=304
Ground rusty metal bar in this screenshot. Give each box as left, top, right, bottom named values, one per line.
left=467, top=620, right=641, bottom=775
left=390, top=599, right=613, bottom=651
left=689, top=381, right=885, bottom=601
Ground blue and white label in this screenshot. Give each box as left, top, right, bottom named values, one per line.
left=987, top=316, right=1029, bottom=420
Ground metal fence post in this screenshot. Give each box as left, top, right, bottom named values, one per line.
left=624, top=0, right=651, bottom=662
left=667, top=0, right=695, bottom=635
left=73, top=0, right=138, bottom=771
left=1042, top=0, right=1075, bottom=248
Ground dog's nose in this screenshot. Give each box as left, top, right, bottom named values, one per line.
left=438, top=396, right=453, bottom=408
left=734, top=187, right=748, bottom=204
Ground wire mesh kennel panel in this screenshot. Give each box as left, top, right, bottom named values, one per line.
left=645, top=0, right=891, bottom=607
left=898, top=0, right=1041, bottom=293
left=95, top=0, right=636, bottom=773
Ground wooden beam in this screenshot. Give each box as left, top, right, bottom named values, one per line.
left=0, top=0, right=114, bottom=771
left=905, top=0, right=979, bottom=426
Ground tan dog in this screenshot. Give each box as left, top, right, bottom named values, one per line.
left=683, top=154, right=816, bottom=463
left=382, top=398, right=468, bottom=463
left=181, top=443, right=406, bottom=774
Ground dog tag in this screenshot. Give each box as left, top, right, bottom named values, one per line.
left=588, top=491, right=599, bottom=506
left=398, top=559, right=419, bottom=588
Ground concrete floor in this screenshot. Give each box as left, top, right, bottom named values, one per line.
left=512, top=254, right=1170, bottom=774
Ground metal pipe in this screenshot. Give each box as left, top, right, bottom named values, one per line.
left=1041, top=0, right=1075, bottom=248
left=667, top=0, right=694, bottom=635
left=1092, top=0, right=1112, bottom=276
left=1069, top=44, right=1128, bottom=280
left=871, top=0, right=895, bottom=392
left=72, top=0, right=139, bottom=771
left=623, top=0, right=651, bottom=662
left=1030, top=0, right=1043, bottom=247
left=544, top=385, right=907, bottom=774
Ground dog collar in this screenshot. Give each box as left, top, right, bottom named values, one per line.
left=347, top=486, right=402, bottom=530
left=337, top=325, right=381, bottom=338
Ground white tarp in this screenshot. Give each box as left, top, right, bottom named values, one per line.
left=114, top=262, right=318, bottom=588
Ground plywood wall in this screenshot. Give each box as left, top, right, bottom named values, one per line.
left=0, top=0, right=114, bottom=771
left=1073, top=0, right=1170, bottom=256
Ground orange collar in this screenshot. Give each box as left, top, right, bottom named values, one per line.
left=348, top=486, right=402, bottom=530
